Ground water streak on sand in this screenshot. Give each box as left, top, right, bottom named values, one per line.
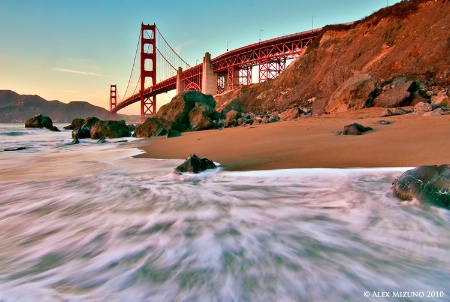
left=0, top=124, right=449, bottom=301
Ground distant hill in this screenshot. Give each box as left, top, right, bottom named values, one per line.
left=0, top=90, right=140, bottom=123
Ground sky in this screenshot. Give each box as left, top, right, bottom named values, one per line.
left=0, top=0, right=401, bottom=115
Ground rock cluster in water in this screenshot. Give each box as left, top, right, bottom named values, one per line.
left=393, top=164, right=450, bottom=209
left=24, top=114, right=59, bottom=131
left=64, top=117, right=131, bottom=139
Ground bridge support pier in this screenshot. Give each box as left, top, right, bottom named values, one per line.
left=201, top=52, right=217, bottom=95
left=259, top=58, right=286, bottom=82
left=176, top=67, right=185, bottom=94
left=227, top=65, right=240, bottom=91
left=109, top=84, right=118, bottom=120
left=239, top=65, right=252, bottom=86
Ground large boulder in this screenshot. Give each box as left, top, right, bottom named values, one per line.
left=90, top=120, right=131, bottom=139
left=66, top=117, right=101, bottom=139
left=325, top=74, right=378, bottom=113
left=72, top=127, right=91, bottom=139
left=134, top=117, right=173, bottom=138
left=25, top=114, right=59, bottom=131
left=156, top=91, right=219, bottom=131
left=373, top=80, right=416, bottom=108
left=174, top=154, right=217, bottom=174
left=393, top=165, right=450, bottom=209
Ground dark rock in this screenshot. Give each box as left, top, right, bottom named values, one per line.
left=393, top=164, right=450, bottom=209
left=97, top=137, right=107, bottom=143
left=66, top=138, right=80, bottom=145
left=339, top=123, right=373, bottom=135
left=64, top=118, right=83, bottom=130
left=134, top=117, right=173, bottom=138
left=72, top=127, right=91, bottom=139
left=128, top=124, right=136, bottom=132
left=90, top=120, right=131, bottom=139
left=167, top=129, right=182, bottom=138
left=25, top=114, right=58, bottom=131
left=3, top=146, right=27, bottom=151
left=65, top=117, right=100, bottom=130
left=68, top=117, right=101, bottom=139
left=174, top=154, right=217, bottom=174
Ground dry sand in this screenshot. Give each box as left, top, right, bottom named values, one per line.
left=134, top=108, right=450, bottom=171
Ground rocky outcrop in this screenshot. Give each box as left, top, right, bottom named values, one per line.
left=213, top=1, right=450, bottom=115
left=134, top=117, right=173, bottom=138
left=325, top=74, right=378, bottom=113
left=64, top=117, right=100, bottom=130
left=65, top=117, right=131, bottom=139
left=157, top=91, right=220, bottom=132
left=393, top=164, right=450, bottom=209
left=174, top=154, right=217, bottom=174
left=337, top=123, right=373, bottom=135
left=66, top=117, right=101, bottom=139
left=24, top=114, right=59, bottom=131
left=90, top=120, right=131, bottom=139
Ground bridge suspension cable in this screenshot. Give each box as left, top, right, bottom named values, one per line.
left=117, top=24, right=192, bottom=103
left=119, top=30, right=141, bottom=102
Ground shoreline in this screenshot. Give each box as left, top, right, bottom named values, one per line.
left=133, top=108, right=450, bottom=171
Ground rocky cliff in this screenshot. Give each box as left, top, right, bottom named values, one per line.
left=214, top=0, right=450, bottom=115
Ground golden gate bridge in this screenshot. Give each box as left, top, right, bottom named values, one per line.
left=110, top=23, right=321, bottom=121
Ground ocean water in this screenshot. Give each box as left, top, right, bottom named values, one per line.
left=0, top=123, right=449, bottom=302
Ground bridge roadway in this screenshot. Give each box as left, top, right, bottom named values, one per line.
left=111, top=28, right=321, bottom=115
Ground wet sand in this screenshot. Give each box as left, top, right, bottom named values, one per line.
left=134, top=108, right=450, bottom=171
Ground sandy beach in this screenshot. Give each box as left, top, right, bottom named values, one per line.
left=135, top=107, right=450, bottom=171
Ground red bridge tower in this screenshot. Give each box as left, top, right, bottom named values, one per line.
left=140, top=23, right=157, bottom=122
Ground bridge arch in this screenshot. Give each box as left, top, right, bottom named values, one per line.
left=185, top=82, right=201, bottom=92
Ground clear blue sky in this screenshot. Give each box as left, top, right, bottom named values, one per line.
left=0, top=0, right=400, bottom=115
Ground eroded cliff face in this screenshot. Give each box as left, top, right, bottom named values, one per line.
left=214, top=0, right=450, bottom=115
